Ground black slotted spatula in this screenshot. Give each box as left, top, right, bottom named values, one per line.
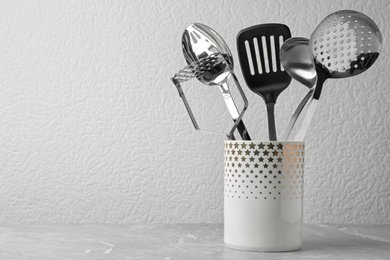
left=237, top=24, right=292, bottom=141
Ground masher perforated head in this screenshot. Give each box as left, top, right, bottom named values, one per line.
left=171, top=54, right=227, bottom=84
left=310, top=10, right=382, bottom=78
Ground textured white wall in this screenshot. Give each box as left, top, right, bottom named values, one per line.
left=0, top=0, right=389, bottom=224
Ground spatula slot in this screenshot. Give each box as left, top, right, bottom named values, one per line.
left=279, top=35, right=285, bottom=71
left=244, top=40, right=255, bottom=75
left=253, top=38, right=263, bottom=75
left=270, top=35, right=277, bottom=72
left=261, top=36, right=271, bottom=73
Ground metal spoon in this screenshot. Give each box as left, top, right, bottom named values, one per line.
left=182, top=23, right=251, bottom=140
left=295, top=10, right=382, bottom=141
left=279, top=37, right=317, bottom=141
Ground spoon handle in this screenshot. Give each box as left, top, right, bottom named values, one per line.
left=294, top=72, right=326, bottom=141
left=281, top=89, right=314, bottom=141
left=294, top=97, right=318, bottom=141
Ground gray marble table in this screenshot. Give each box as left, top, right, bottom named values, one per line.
left=0, top=224, right=389, bottom=259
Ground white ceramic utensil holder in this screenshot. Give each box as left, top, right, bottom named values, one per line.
left=224, top=141, right=304, bottom=252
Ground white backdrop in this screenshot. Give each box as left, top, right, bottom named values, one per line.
left=0, top=0, right=389, bottom=224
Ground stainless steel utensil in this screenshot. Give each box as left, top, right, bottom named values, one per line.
left=237, top=24, right=292, bottom=141
left=295, top=10, right=382, bottom=141
left=182, top=23, right=251, bottom=140
left=171, top=54, right=248, bottom=140
left=280, top=37, right=317, bottom=141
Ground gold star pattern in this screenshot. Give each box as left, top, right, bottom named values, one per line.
left=224, top=141, right=304, bottom=200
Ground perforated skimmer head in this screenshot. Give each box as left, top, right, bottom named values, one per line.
left=310, top=10, right=382, bottom=78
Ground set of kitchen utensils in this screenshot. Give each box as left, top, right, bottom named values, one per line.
left=171, top=10, right=382, bottom=141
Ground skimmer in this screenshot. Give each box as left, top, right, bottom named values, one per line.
left=295, top=10, right=382, bottom=141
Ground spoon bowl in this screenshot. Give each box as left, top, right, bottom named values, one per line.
left=281, top=37, right=317, bottom=89
left=182, top=23, right=233, bottom=86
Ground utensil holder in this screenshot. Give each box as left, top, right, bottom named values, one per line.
left=224, top=141, right=304, bottom=252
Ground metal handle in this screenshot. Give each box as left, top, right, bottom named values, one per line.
left=294, top=97, right=318, bottom=141
left=281, top=88, right=314, bottom=141
left=220, top=82, right=251, bottom=140
left=293, top=73, right=326, bottom=141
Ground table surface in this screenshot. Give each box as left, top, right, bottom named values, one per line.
left=0, top=223, right=389, bottom=259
